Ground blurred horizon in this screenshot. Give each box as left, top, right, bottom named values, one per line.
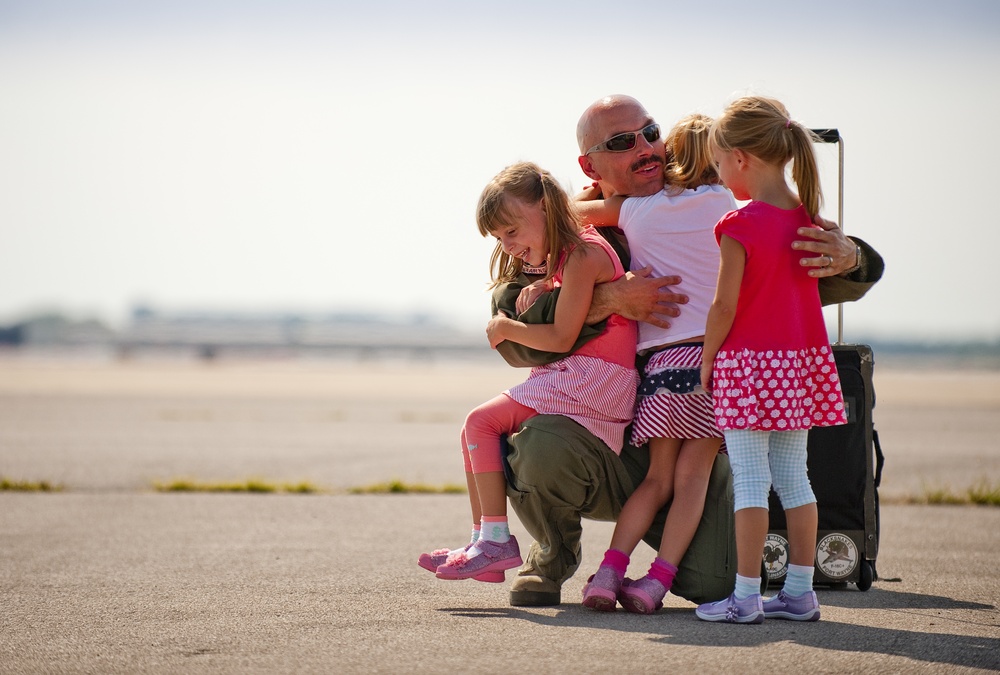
left=3, top=303, right=998, bottom=353
left=2, top=0, right=998, bottom=341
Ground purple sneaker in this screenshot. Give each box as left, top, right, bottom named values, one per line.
left=436, top=536, right=522, bottom=581
left=619, top=575, right=666, bottom=614
left=418, top=544, right=505, bottom=583
left=695, top=592, right=764, bottom=623
left=581, top=565, right=623, bottom=612
left=763, top=589, right=821, bottom=621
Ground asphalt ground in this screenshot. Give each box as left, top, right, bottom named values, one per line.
left=2, top=494, right=998, bottom=673
left=1, top=358, right=998, bottom=673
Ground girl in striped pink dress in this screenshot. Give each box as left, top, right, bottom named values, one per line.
left=419, top=161, right=638, bottom=584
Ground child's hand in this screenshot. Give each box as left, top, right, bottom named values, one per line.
left=700, top=361, right=714, bottom=394
left=515, top=279, right=553, bottom=315
left=486, top=311, right=513, bottom=349
left=574, top=182, right=602, bottom=202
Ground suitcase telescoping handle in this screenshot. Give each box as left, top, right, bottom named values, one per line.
left=810, top=128, right=846, bottom=344
left=811, top=128, right=841, bottom=144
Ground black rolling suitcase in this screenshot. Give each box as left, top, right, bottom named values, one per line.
left=763, top=129, right=885, bottom=591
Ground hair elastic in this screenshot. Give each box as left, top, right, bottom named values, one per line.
left=785, top=118, right=792, bottom=129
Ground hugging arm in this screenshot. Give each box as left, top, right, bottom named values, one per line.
left=487, top=246, right=609, bottom=353
left=797, top=218, right=885, bottom=305
left=587, top=267, right=687, bottom=328
left=575, top=194, right=625, bottom=227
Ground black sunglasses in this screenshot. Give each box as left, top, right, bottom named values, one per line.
left=585, top=123, right=661, bottom=154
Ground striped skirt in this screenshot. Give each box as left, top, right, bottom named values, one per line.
left=505, top=354, right=639, bottom=454
left=631, top=344, right=722, bottom=446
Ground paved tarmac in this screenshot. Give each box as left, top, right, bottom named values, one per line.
left=2, top=492, right=998, bottom=674
left=1, top=359, right=998, bottom=673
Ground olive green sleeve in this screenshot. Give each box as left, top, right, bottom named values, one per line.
left=490, top=275, right=607, bottom=368
left=819, top=237, right=885, bottom=306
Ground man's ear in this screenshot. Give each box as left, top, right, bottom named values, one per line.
left=578, top=154, right=602, bottom=181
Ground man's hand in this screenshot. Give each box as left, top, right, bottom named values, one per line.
left=792, top=216, right=858, bottom=277
left=593, top=266, right=687, bottom=328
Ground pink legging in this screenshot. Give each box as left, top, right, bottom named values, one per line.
left=461, top=394, right=538, bottom=474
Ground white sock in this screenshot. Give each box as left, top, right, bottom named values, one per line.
left=734, top=574, right=761, bottom=600
left=783, top=564, right=814, bottom=597
left=478, top=517, right=510, bottom=543
left=467, top=517, right=509, bottom=559
left=449, top=526, right=479, bottom=556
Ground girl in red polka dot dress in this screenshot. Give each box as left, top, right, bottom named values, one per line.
left=696, top=96, right=848, bottom=624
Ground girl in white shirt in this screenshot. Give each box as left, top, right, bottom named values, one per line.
left=577, top=114, right=737, bottom=613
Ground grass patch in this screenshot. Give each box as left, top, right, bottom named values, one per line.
left=0, top=477, right=63, bottom=492
left=347, top=479, right=466, bottom=495
left=893, top=480, right=1000, bottom=506
left=152, top=478, right=464, bottom=495
left=967, top=481, right=1000, bottom=506
left=154, top=478, right=321, bottom=494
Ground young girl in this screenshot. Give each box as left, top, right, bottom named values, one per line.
left=696, top=96, right=848, bottom=623
left=574, top=114, right=737, bottom=613
left=417, top=161, right=639, bottom=583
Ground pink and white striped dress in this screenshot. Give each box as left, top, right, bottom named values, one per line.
left=505, top=227, right=639, bottom=454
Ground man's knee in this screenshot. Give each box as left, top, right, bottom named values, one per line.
left=506, top=416, right=608, bottom=488
left=505, top=415, right=632, bottom=524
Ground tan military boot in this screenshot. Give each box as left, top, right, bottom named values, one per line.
left=509, top=571, right=561, bottom=606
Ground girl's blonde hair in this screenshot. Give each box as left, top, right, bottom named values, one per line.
left=476, top=161, right=584, bottom=287
left=664, top=113, right=719, bottom=192
left=710, top=96, right=823, bottom=219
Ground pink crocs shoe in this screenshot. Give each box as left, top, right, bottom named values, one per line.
left=435, top=536, right=522, bottom=581
left=581, top=565, right=623, bottom=612
left=619, top=575, right=666, bottom=614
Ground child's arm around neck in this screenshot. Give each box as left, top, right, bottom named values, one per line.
left=575, top=194, right=626, bottom=228
left=486, top=242, right=616, bottom=354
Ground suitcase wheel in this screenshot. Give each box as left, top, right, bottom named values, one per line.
left=856, top=560, right=874, bottom=591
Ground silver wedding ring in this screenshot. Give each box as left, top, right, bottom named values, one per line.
left=824, top=255, right=833, bottom=268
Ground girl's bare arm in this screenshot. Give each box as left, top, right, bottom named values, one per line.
left=701, top=235, right=745, bottom=392
left=487, top=245, right=614, bottom=353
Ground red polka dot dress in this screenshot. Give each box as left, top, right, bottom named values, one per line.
left=711, top=202, right=847, bottom=432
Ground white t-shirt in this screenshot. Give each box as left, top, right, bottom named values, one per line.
left=619, top=184, right=737, bottom=352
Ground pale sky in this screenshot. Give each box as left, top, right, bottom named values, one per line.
left=1, top=0, right=998, bottom=341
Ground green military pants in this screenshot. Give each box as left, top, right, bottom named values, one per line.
left=505, top=414, right=736, bottom=605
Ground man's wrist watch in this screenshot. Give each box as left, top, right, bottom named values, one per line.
left=842, top=244, right=863, bottom=275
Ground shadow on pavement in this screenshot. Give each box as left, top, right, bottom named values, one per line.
left=817, top=585, right=995, bottom=612
left=440, top=597, right=1000, bottom=672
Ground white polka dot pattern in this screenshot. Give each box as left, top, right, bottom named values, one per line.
left=712, top=346, right=847, bottom=431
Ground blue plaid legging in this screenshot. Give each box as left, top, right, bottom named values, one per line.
left=723, top=429, right=816, bottom=511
